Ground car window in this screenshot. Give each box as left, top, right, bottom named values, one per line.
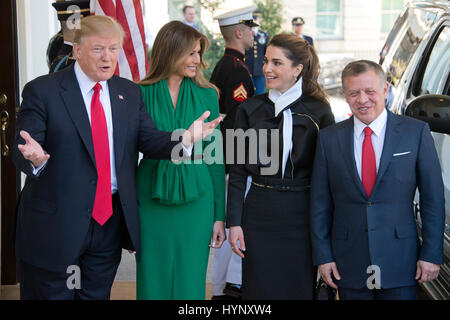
left=386, top=28, right=422, bottom=87
left=379, top=6, right=408, bottom=64
left=419, top=26, right=450, bottom=95
left=384, top=8, right=437, bottom=88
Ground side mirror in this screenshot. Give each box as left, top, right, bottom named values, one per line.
left=405, top=94, right=450, bottom=134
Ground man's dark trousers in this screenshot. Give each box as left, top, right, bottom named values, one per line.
left=19, top=193, right=126, bottom=300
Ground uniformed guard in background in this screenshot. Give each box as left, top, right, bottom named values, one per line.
left=47, top=0, right=90, bottom=73
left=245, top=11, right=268, bottom=95
left=292, top=16, right=314, bottom=46
left=210, top=5, right=256, bottom=171
left=210, top=5, right=257, bottom=300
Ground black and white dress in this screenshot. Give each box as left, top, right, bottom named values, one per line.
left=226, top=78, right=335, bottom=299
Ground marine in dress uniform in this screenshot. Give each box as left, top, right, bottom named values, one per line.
left=211, top=48, right=255, bottom=155
left=209, top=5, right=257, bottom=300
left=292, top=17, right=314, bottom=46
left=245, top=12, right=268, bottom=95
left=210, top=8, right=257, bottom=172
left=48, top=0, right=90, bottom=73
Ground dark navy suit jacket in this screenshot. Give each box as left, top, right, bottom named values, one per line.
left=310, top=111, right=445, bottom=289
left=303, top=35, right=313, bottom=46
left=11, top=66, right=179, bottom=272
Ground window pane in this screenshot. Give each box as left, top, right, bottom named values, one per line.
left=381, top=0, right=404, bottom=33
left=316, top=0, right=342, bottom=38
left=393, top=0, right=404, bottom=10
left=383, top=0, right=404, bottom=10
left=317, top=14, right=340, bottom=36
left=382, top=13, right=398, bottom=33
left=382, top=15, right=389, bottom=33
left=420, top=27, right=450, bottom=95
left=317, top=0, right=340, bottom=13
left=387, top=28, right=422, bottom=87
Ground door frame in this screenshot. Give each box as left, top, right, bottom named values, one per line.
left=1, top=0, right=20, bottom=286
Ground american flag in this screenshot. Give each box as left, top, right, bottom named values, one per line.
left=90, top=0, right=149, bottom=81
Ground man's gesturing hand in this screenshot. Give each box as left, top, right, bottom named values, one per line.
left=17, top=130, right=50, bottom=168
left=182, top=111, right=223, bottom=147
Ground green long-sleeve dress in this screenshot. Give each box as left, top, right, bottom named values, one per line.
left=136, top=78, right=225, bottom=300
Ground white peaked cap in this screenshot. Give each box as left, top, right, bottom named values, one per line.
left=214, top=5, right=259, bottom=27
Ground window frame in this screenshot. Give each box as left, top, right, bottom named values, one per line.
left=316, top=0, right=344, bottom=40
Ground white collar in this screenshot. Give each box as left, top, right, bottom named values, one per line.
left=268, top=77, right=303, bottom=178
left=74, top=61, right=108, bottom=95
left=354, top=108, right=387, bottom=137
left=184, top=20, right=195, bottom=27
left=269, top=77, right=303, bottom=116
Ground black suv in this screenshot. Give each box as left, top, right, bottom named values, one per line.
left=380, top=0, right=449, bottom=300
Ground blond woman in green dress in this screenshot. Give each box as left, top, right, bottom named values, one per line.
left=136, top=21, right=226, bottom=300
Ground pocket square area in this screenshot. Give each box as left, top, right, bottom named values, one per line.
left=393, top=151, right=411, bottom=156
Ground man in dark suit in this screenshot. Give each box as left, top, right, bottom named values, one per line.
left=11, top=15, right=221, bottom=300
left=292, top=17, right=313, bottom=46
left=310, top=60, right=445, bottom=300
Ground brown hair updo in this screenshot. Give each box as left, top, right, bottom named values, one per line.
left=268, top=34, right=328, bottom=104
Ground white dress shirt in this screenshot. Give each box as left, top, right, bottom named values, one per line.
left=74, top=61, right=118, bottom=193
left=353, top=108, right=387, bottom=180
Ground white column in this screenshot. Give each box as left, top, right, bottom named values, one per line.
left=16, top=0, right=59, bottom=92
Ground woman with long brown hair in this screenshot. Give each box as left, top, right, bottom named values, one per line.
left=136, top=21, right=225, bottom=299
left=227, top=33, right=335, bottom=299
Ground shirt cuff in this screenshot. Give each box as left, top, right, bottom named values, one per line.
left=181, top=142, right=193, bottom=157
left=31, top=161, right=47, bottom=176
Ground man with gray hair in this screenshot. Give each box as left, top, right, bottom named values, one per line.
left=310, top=59, right=445, bottom=300
left=11, top=15, right=221, bottom=300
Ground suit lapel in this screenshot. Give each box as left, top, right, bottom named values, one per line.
left=60, top=67, right=96, bottom=166
left=338, top=117, right=367, bottom=199
left=108, top=77, right=128, bottom=172
left=371, top=111, right=401, bottom=195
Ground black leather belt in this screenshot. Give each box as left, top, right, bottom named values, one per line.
left=143, top=155, right=203, bottom=162
left=251, top=176, right=310, bottom=192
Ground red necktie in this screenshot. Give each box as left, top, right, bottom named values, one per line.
left=91, top=83, right=112, bottom=225
left=362, top=126, right=376, bottom=197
